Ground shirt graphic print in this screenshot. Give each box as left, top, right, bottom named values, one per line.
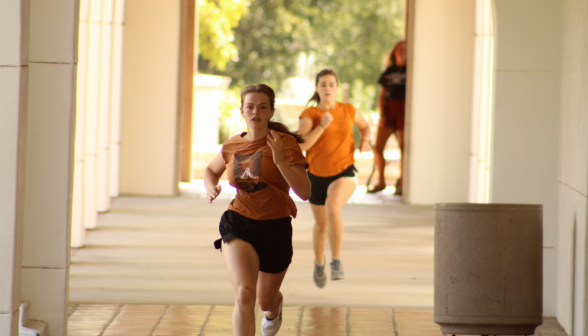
left=233, top=151, right=268, bottom=193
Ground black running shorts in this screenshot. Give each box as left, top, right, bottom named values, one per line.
left=215, top=210, right=293, bottom=274
left=307, top=164, right=357, bottom=205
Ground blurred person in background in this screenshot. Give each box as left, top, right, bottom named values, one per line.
left=298, top=68, right=371, bottom=289
left=368, top=40, right=407, bottom=195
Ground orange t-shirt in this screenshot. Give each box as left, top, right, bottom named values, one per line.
left=299, top=102, right=356, bottom=177
left=222, top=132, right=309, bottom=220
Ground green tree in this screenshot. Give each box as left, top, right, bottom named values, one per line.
left=199, top=0, right=404, bottom=97
left=198, top=0, right=248, bottom=71
left=200, top=0, right=316, bottom=89
left=309, top=0, right=404, bottom=87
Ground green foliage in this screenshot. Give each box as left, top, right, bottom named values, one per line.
left=199, top=0, right=404, bottom=92
left=309, top=0, right=404, bottom=86
left=218, top=87, right=246, bottom=143
left=198, top=0, right=248, bottom=71
left=349, top=79, right=378, bottom=115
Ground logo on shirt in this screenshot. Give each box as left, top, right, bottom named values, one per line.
left=233, top=151, right=268, bottom=193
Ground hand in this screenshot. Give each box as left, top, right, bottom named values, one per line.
left=206, top=185, right=222, bottom=203
left=359, top=138, right=371, bottom=153
left=267, top=130, right=286, bottom=165
left=320, top=112, right=334, bottom=129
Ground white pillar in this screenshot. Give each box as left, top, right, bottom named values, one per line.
left=405, top=0, right=475, bottom=204
left=83, top=0, right=102, bottom=229
left=22, top=0, right=78, bottom=335
left=0, top=1, right=29, bottom=334
left=96, top=0, right=115, bottom=212
left=109, top=0, right=125, bottom=198
left=72, top=0, right=90, bottom=248
left=492, top=0, right=562, bottom=318
left=119, top=0, right=182, bottom=196
left=557, top=1, right=588, bottom=335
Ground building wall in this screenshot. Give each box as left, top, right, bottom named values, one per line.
left=491, top=0, right=562, bottom=317
left=405, top=0, right=475, bottom=205
left=557, top=1, right=588, bottom=334
left=119, top=0, right=183, bottom=196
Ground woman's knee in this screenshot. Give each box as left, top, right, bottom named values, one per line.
left=324, top=203, right=342, bottom=219
left=314, top=220, right=328, bottom=232
left=235, top=285, right=256, bottom=309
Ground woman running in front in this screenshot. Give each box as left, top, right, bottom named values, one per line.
left=205, top=84, right=311, bottom=336
left=298, top=68, right=371, bottom=288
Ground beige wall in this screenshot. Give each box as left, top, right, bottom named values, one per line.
left=557, top=1, right=588, bottom=334
left=491, top=0, right=562, bottom=317
left=405, top=0, right=475, bottom=204
left=119, top=0, right=183, bottom=196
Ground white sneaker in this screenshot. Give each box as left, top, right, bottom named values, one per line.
left=261, top=299, right=283, bottom=336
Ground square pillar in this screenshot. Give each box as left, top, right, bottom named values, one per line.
left=0, top=1, right=30, bottom=335
left=22, top=0, right=79, bottom=335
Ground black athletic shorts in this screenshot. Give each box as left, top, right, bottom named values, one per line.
left=307, top=164, right=357, bottom=205
left=214, top=210, right=293, bottom=274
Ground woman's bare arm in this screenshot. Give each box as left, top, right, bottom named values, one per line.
left=204, top=151, right=226, bottom=203
left=298, top=113, right=333, bottom=151
left=354, top=111, right=372, bottom=153
left=267, top=131, right=311, bottom=200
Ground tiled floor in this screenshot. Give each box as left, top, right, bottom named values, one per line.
left=67, top=304, right=439, bottom=336
left=68, top=304, right=566, bottom=336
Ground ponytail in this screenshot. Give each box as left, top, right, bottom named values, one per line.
left=268, top=121, right=305, bottom=144
left=306, top=92, right=321, bottom=106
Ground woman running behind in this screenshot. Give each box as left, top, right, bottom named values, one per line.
left=205, top=84, right=311, bottom=336
left=298, top=68, right=371, bottom=288
left=368, top=40, right=407, bottom=195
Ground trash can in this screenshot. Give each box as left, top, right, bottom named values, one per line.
left=434, top=203, right=543, bottom=335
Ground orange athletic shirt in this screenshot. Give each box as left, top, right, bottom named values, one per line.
left=222, top=132, right=309, bottom=220
left=299, top=102, right=356, bottom=177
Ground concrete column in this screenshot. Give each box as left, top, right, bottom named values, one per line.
left=557, top=1, right=588, bottom=335
left=109, top=0, right=125, bottom=198
left=0, top=1, right=29, bottom=334
left=71, top=0, right=90, bottom=248
left=96, top=0, right=115, bottom=212
left=404, top=0, right=475, bottom=204
left=491, top=0, right=562, bottom=317
left=83, top=0, right=101, bottom=229
left=120, top=0, right=183, bottom=196
left=22, top=0, right=78, bottom=335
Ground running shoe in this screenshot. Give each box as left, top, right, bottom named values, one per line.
left=261, top=299, right=283, bottom=336
left=330, top=258, right=345, bottom=280
left=313, top=257, right=327, bottom=288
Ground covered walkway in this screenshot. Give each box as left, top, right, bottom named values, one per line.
left=67, top=187, right=565, bottom=335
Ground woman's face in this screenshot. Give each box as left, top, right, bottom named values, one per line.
left=316, top=74, right=338, bottom=103
left=395, top=42, right=407, bottom=66
left=241, top=92, right=274, bottom=128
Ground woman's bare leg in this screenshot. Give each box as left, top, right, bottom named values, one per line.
left=325, top=177, right=357, bottom=258
left=373, top=125, right=395, bottom=189
left=223, top=239, right=260, bottom=336
left=257, top=270, right=287, bottom=319
left=310, top=204, right=328, bottom=264
left=395, top=129, right=405, bottom=194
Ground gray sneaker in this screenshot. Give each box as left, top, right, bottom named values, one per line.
left=330, top=258, right=345, bottom=280
left=313, top=257, right=327, bottom=288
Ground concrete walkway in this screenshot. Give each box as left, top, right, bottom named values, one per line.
left=70, top=187, right=435, bottom=308
left=68, top=186, right=568, bottom=335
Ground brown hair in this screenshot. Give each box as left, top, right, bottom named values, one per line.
left=306, top=68, right=339, bottom=106
left=384, top=40, right=406, bottom=68
left=240, top=84, right=305, bottom=143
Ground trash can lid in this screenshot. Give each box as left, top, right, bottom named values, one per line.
left=434, top=203, right=542, bottom=212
